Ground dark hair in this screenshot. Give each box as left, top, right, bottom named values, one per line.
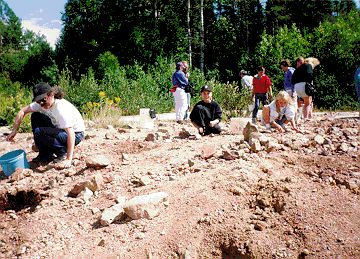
left=280, top=59, right=290, bottom=67
left=176, top=62, right=182, bottom=70
left=49, top=85, right=65, bottom=99
left=257, top=66, right=265, bottom=72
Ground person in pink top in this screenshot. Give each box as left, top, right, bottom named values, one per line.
left=252, top=66, right=273, bottom=123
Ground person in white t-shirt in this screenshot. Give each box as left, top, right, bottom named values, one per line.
left=239, top=70, right=253, bottom=90
left=6, top=82, right=85, bottom=168
left=262, top=91, right=300, bottom=133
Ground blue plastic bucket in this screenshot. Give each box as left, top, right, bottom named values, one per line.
left=0, top=149, right=30, bottom=177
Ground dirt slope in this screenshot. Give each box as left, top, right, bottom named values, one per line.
left=0, top=112, right=359, bottom=258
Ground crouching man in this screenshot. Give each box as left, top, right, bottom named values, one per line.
left=6, top=82, right=85, bottom=168
left=190, top=85, right=222, bottom=136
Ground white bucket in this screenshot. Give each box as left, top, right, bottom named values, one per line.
left=139, top=108, right=154, bottom=129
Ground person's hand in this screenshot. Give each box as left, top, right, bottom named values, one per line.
left=293, top=128, right=302, bottom=133
left=276, top=126, right=285, bottom=133
left=55, top=159, right=72, bottom=169
left=5, top=132, right=16, bottom=142
left=209, top=120, right=216, bottom=128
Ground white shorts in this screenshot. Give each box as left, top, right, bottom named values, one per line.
left=294, top=82, right=308, bottom=98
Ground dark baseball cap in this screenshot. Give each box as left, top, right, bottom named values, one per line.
left=33, top=82, right=52, bottom=102
left=200, top=85, right=212, bottom=92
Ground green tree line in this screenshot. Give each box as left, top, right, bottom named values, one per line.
left=0, top=0, right=359, bottom=128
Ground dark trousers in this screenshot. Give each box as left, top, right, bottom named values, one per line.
left=31, top=112, right=84, bottom=158
left=191, top=105, right=221, bottom=135
left=252, top=93, right=268, bottom=119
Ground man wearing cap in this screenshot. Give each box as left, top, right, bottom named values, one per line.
left=190, top=85, right=222, bottom=135
left=6, top=82, right=85, bottom=168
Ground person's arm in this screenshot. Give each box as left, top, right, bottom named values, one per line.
left=288, top=118, right=300, bottom=133
left=271, top=121, right=285, bottom=133
left=305, top=64, right=313, bottom=83
left=209, top=119, right=220, bottom=128
left=266, top=76, right=273, bottom=99
left=175, top=71, right=188, bottom=87
left=210, top=102, right=222, bottom=127
left=57, top=127, right=75, bottom=168
left=191, top=121, right=204, bottom=134
left=6, top=105, right=33, bottom=141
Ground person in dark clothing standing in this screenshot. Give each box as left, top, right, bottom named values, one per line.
left=190, top=85, right=222, bottom=136
left=291, top=56, right=314, bottom=121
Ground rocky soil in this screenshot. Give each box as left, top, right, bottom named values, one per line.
left=0, top=112, right=359, bottom=258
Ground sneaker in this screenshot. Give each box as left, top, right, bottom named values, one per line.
left=53, top=155, right=67, bottom=163
left=32, top=154, right=55, bottom=163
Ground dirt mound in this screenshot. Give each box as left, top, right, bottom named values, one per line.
left=0, top=113, right=359, bottom=258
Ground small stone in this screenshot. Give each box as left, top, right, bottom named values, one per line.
left=9, top=213, right=18, bottom=220
left=85, top=155, right=111, bottom=168
left=314, top=135, right=325, bottom=145
left=254, top=221, right=266, bottom=231
left=188, top=159, right=195, bottom=167
left=201, top=145, right=216, bottom=159
left=145, top=133, right=156, bottom=141
left=301, top=249, right=310, bottom=255
left=16, top=246, right=26, bottom=255
left=135, top=233, right=145, bottom=239
left=98, top=239, right=105, bottom=246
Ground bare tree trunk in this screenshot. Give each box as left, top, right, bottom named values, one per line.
left=200, top=0, right=204, bottom=73
left=187, top=0, right=192, bottom=68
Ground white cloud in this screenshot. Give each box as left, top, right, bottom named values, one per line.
left=22, top=19, right=61, bottom=49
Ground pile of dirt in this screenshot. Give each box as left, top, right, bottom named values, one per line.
left=0, top=112, right=359, bottom=258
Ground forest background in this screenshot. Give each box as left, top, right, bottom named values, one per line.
left=0, top=0, right=359, bottom=131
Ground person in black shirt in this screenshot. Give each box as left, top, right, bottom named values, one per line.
left=190, top=85, right=222, bottom=135
left=291, top=56, right=314, bottom=121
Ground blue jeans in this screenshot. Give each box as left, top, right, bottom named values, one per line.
left=31, top=112, right=84, bottom=158
left=252, top=93, right=268, bottom=119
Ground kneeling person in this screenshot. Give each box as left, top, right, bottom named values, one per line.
left=262, top=91, right=299, bottom=133
left=190, top=85, right=222, bottom=135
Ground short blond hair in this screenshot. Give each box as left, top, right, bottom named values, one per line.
left=275, top=91, right=293, bottom=109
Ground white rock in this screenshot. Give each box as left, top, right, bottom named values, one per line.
left=99, top=200, right=126, bottom=226
left=124, top=192, right=169, bottom=220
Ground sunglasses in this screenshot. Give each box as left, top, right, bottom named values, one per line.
left=36, top=98, right=46, bottom=105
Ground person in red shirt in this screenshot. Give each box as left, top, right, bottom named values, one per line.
left=252, top=66, right=273, bottom=123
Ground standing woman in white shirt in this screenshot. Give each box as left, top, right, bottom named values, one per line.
left=6, top=82, right=85, bottom=168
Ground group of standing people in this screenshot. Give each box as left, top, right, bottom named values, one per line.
left=239, top=56, right=319, bottom=132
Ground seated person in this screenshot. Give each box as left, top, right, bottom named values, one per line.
left=190, top=85, right=222, bottom=135
left=262, top=91, right=300, bottom=133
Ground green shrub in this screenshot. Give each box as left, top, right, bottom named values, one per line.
left=0, top=78, right=32, bottom=131
left=209, top=80, right=252, bottom=120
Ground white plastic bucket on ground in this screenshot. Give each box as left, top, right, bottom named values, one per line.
left=0, top=149, right=30, bottom=177
left=139, top=108, right=154, bottom=129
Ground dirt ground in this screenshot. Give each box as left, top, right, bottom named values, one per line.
left=0, top=112, right=359, bottom=259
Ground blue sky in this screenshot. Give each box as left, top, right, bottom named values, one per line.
left=6, top=0, right=67, bottom=48
left=6, top=0, right=360, bottom=49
